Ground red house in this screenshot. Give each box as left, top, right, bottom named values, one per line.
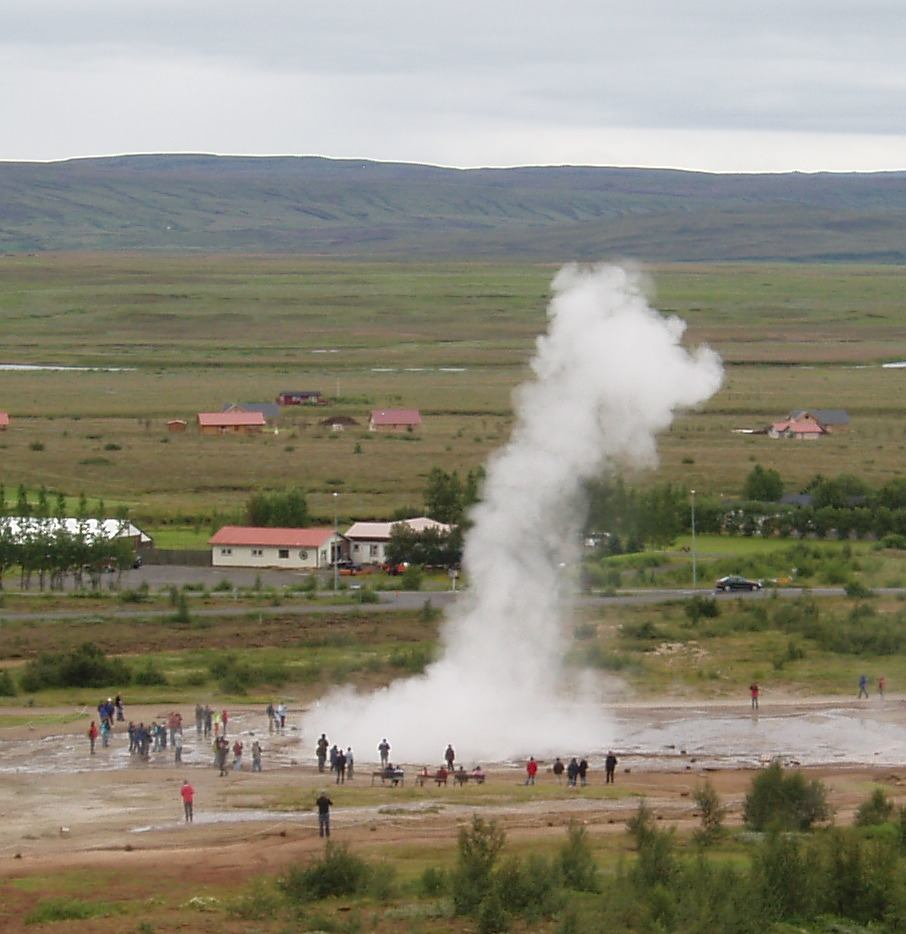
left=0, top=412, right=9, bottom=431
left=369, top=408, right=422, bottom=432
left=197, top=412, right=266, bottom=435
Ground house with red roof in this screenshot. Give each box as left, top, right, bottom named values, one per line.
left=197, top=411, right=266, bottom=435
left=369, top=408, right=422, bottom=432
left=209, top=526, right=348, bottom=569
left=0, top=412, right=9, bottom=431
left=768, top=419, right=826, bottom=440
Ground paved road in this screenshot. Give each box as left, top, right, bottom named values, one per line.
left=0, top=579, right=890, bottom=623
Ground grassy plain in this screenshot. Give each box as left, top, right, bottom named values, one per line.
left=1, top=255, right=906, bottom=529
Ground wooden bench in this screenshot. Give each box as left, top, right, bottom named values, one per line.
left=453, top=770, right=486, bottom=786
left=415, top=769, right=449, bottom=787
left=371, top=768, right=405, bottom=786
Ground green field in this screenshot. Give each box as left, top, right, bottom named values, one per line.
left=1, top=256, right=905, bottom=529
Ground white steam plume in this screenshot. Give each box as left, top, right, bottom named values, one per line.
left=303, top=264, right=723, bottom=764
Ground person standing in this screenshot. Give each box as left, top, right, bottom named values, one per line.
left=278, top=703, right=287, bottom=732
left=266, top=702, right=276, bottom=734
left=195, top=703, right=204, bottom=736
left=378, top=738, right=390, bottom=769
left=749, top=682, right=760, bottom=710
left=859, top=674, right=869, bottom=699
left=524, top=756, right=538, bottom=785
left=567, top=757, right=579, bottom=787
left=578, top=757, right=589, bottom=787
left=345, top=747, right=354, bottom=781
left=221, top=709, right=229, bottom=737
left=174, top=730, right=183, bottom=764
left=317, top=734, right=329, bottom=772
left=552, top=757, right=564, bottom=783
left=100, top=719, right=111, bottom=749
left=444, top=744, right=455, bottom=772
left=232, top=739, right=243, bottom=771
left=181, top=780, right=195, bottom=823
left=316, top=791, right=333, bottom=838
left=88, top=720, right=99, bottom=755
left=605, top=751, right=618, bottom=784
left=879, top=675, right=886, bottom=699
left=252, top=740, right=262, bottom=772
left=335, top=747, right=347, bottom=784
left=203, top=705, right=213, bottom=738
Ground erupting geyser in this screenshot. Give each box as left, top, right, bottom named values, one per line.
left=303, top=264, right=723, bottom=762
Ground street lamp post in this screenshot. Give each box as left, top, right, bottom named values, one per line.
left=332, top=492, right=339, bottom=592
left=690, top=488, right=697, bottom=587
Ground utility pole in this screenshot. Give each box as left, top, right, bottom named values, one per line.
left=332, top=491, right=339, bottom=592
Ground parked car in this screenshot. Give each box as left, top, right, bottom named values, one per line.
left=336, top=559, right=362, bottom=576
left=715, top=575, right=762, bottom=592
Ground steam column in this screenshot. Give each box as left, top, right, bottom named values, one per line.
left=332, top=491, right=339, bottom=592
left=690, top=488, right=697, bottom=587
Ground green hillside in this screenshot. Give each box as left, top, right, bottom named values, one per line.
left=2, top=154, right=906, bottom=260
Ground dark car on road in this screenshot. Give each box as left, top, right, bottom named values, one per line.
left=715, top=575, right=762, bottom=592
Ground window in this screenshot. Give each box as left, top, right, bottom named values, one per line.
left=278, top=549, right=289, bottom=559
left=251, top=548, right=263, bottom=557
left=369, top=544, right=379, bottom=557
left=220, top=548, right=232, bottom=556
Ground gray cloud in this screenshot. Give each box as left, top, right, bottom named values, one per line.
left=2, top=0, right=905, bottom=167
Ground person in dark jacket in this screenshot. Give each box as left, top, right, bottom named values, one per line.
left=578, top=757, right=589, bottom=786
left=566, top=757, right=579, bottom=787
left=444, top=744, right=455, bottom=771
left=316, top=791, right=333, bottom=837
left=605, top=751, right=618, bottom=784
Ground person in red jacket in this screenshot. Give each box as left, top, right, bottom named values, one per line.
left=180, top=780, right=195, bottom=823
left=524, top=756, right=538, bottom=785
left=88, top=721, right=99, bottom=755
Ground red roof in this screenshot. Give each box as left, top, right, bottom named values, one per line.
left=197, top=412, right=266, bottom=428
left=370, top=408, right=421, bottom=426
left=209, top=526, right=337, bottom=547
left=0, top=412, right=9, bottom=427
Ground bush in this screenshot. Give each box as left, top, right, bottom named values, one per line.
left=279, top=843, right=371, bottom=902
left=400, top=564, right=424, bottom=590
left=419, top=866, right=448, bottom=897
left=743, top=762, right=831, bottom=831
left=855, top=788, right=895, bottom=827
left=355, top=587, right=379, bottom=604
left=133, top=660, right=168, bottom=686
left=451, top=816, right=506, bottom=915
left=420, top=598, right=440, bottom=622
left=692, top=781, right=726, bottom=845
left=684, top=596, right=720, bottom=624
left=19, top=643, right=131, bottom=691
left=844, top=579, right=874, bottom=599
left=0, top=669, right=16, bottom=697
left=559, top=821, right=600, bottom=892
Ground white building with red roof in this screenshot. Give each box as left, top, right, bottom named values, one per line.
left=209, top=526, right=347, bottom=569
left=345, top=516, right=452, bottom=564
left=768, top=419, right=826, bottom=440
left=369, top=408, right=422, bottom=432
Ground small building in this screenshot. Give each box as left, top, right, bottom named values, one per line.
left=167, top=419, right=188, bottom=433
left=222, top=402, right=281, bottom=423
left=789, top=409, right=849, bottom=433
left=209, top=526, right=347, bottom=569
left=0, top=412, right=9, bottom=430
left=369, top=408, right=422, bottom=432
left=276, top=390, right=325, bottom=406
left=320, top=415, right=359, bottom=432
left=197, top=412, right=266, bottom=435
left=769, top=419, right=826, bottom=440
left=345, top=516, right=451, bottom=564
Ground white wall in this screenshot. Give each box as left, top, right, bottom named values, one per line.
left=349, top=539, right=388, bottom=564
left=212, top=542, right=334, bottom=569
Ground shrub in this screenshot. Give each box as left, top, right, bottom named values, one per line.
left=420, top=598, right=440, bottom=622
left=692, top=781, right=726, bottom=845
left=451, top=816, right=506, bottom=915
left=855, top=788, right=895, bottom=827
left=684, top=596, right=720, bottom=624
left=25, top=898, right=120, bottom=923
left=133, top=660, right=168, bottom=686
left=400, top=564, right=424, bottom=590
left=559, top=821, right=600, bottom=892
left=0, top=669, right=16, bottom=697
left=844, top=579, right=874, bottom=599
left=355, top=587, right=379, bottom=604
left=419, top=866, right=448, bottom=897
left=172, top=591, right=191, bottom=624
left=19, top=643, right=131, bottom=691
left=279, top=843, right=371, bottom=902
left=743, top=762, right=831, bottom=831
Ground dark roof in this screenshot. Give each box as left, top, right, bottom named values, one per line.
left=781, top=493, right=813, bottom=507
left=790, top=409, right=849, bottom=425
left=222, top=402, right=281, bottom=420
left=320, top=415, right=359, bottom=426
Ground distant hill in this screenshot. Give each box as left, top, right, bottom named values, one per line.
left=2, top=154, right=906, bottom=261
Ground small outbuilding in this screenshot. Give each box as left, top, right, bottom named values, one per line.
left=788, top=409, right=849, bottom=433
left=167, top=419, right=188, bottom=433
left=0, top=412, right=9, bottom=430
left=209, top=526, right=347, bottom=569
left=369, top=408, right=422, bottom=432
left=276, top=390, right=325, bottom=406
left=769, top=419, right=826, bottom=440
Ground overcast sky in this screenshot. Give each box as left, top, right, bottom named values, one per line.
left=3, top=0, right=905, bottom=172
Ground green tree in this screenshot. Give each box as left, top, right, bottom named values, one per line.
left=743, top=464, right=784, bottom=502
left=246, top=488, right=309, bottom=527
